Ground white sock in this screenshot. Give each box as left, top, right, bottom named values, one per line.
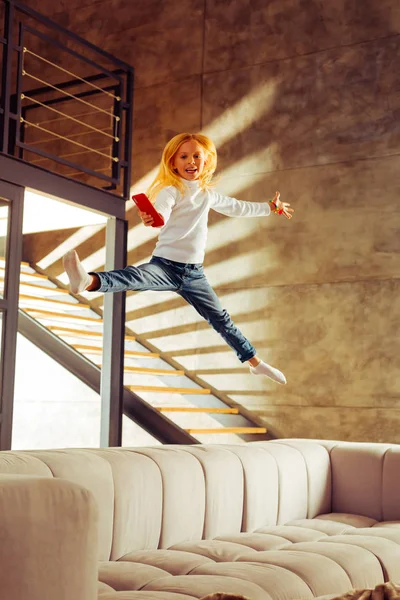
left=249, top=360, right=287, bottom=385
left=63, top=250, right=92, bottom=294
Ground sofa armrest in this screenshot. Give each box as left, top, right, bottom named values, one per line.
left=0, top=473, right=98, bottom=600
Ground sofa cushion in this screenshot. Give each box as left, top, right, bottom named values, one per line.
left=345, top=527, right=400, bottom=543
left=215, top=533, right=291, bottom=551
left=282, top=542, right=383, bottom=589
left=98, top=582, right=115, bottom=595
left=0, top=452, right=52, bottom=476
left=315, top=514, right=378, bottom=527
left=143, top=574, right=270, bottom=599
left=130, top=448, right=206, bottom=549
left=286, top=518, right=355, bottom=535
left=99, top=593, right=197, bottom=599
left=260, top=440, right=332, bottom=518
left=189, top=562, right=313, bottom=600
left=177, top=447, right=245, bottom=539
left=322, top=535, right=400, bottom=580
left=99, top=561, right=170, bottom=591
left=236, top=550, right=353, bottom=596
left=204, top=445, right=280, bottom=531
left=96, top=450, right=163, bottom=560
left=169, top=540, right=259, bottom=562
left=254, top=525, right=327, bottom=542
left=249, top=443, right=309, bottom=524
left=118, top=549, right=214, bottom=575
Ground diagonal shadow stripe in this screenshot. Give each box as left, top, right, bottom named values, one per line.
left=138, top=307, right=273, bottom=339
left=125, top=272, right=277, bottom=322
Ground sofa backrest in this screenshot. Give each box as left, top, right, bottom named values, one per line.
left=324, top=442, right=400, bottom=521
left=270, top=440, right=400, bottom=522
left=0, top=441, right=333, bottom=560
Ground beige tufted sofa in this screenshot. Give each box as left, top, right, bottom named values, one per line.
left=2, top=439, right=400, bottom=600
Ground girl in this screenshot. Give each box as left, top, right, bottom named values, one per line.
left=63, top=133, right=294, bottom=384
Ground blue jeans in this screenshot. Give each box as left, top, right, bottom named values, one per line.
left=92, top=255, right=256, bottom=363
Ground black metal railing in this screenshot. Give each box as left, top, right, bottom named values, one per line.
left=0, top=0, right=134, bottom=199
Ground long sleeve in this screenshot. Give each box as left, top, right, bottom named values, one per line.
left=209, top=190, right=271, bottom=217
left=154, top=188, right=176, bottom=225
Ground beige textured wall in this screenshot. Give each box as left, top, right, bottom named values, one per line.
left=22, top=0, right=400, bottom=442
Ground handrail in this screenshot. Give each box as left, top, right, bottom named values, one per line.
left=0, top=0, right=134, bottom=199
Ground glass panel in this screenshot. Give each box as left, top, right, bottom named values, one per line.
left=12, top=333, right=102, bottom=450
left=0, top=199, right=9, bottom=299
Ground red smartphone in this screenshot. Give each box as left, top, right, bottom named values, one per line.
left=132, top=193, right=165, bottom=228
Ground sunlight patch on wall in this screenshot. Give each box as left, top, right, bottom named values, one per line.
left=178, top=350, right=241, bottom=372
left=206, top=247, right=279, bottom=288
left=130, top=166, right=159, bottom=196
left=128, top=302, right=204, bottom=335
left=206, top=216, right=265, bottom=255
left=127, top=222, right=158, bottom=253
left=215, top=143, right=278, bottom=191
left=202, top=81, right=279, bottom=147
left=125, top=289, right=175, bottom=313
left=147, top=327, right=224, bottom=353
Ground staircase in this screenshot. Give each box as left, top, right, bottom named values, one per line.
left=1, top=257, right=269, bottom=444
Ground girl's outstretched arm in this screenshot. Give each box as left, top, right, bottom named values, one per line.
left=210, top=189, right=294, bottom=219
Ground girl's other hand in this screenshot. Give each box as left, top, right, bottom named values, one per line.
left=138, top=210, right=154, bottom=227
left=274, top=191, right=294, bottom=220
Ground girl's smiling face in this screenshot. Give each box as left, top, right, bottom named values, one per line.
left=173, top=140, right=207, bottom=181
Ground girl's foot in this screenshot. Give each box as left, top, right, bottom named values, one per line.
left=63, top=250, right=92, bottom=294
left=249, top=361, right=287, bottom=385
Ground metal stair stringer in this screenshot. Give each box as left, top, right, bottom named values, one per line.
left=18, top=309, right=198, bottom=445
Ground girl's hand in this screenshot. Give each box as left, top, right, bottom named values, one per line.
left=273, top=191, right=294, bottom=220
left=138, top=210, right=154, bottom=227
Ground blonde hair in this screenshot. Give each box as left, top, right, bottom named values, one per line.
left=147, top=133, right=217, bottom=201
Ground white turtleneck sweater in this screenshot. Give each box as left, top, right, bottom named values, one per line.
left=153, top=180, right=271, bottom=264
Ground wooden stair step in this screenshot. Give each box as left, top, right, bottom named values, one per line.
left=72, top=345, right=146, bottom=356
left=48, top=326, right=104, bottom=337
left=122, top=366, right=184, bottom=376
left=94, top=363, right=183, bottom=376
left=50, top=326, right=135, bottom=341
left=185, top=427, right=267, bottom=434
left=19, top=271, right=48, bottom=280
left=157, top=406, right=239, bottom=414
left=1, top=277, right=69, bottom=294
left=128, top=385, right=211, bottom=395
left=0, top=267, right=47, bottom=280
left=25, top=308, right=102, bottom=323
left=0, top=258, right=31, bottom=268
left=17, top=280, right=69, bottom=294
left=19, top=294, right=89, bottom=309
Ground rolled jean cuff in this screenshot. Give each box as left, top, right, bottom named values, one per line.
left=239, top=350, right=257, bottom=363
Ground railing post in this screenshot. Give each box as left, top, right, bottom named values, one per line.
left=99, top=215, right=127, bottom=447
left=124, top=67, right=134, bottom=200
left=1, top=0, right=14, bottom=154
